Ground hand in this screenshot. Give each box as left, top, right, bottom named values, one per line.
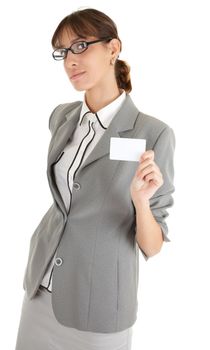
left=130, top=150, right=164, bottom=205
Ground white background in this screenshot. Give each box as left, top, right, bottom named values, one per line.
left=1, top=1, right=210, bottom=349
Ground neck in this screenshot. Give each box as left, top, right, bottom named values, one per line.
left=84, top=83, right=123, bottom=113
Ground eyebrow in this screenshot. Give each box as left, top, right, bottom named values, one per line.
left=59, top=37, right=87, bottom=48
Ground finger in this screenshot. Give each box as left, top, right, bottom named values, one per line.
left=137, top=163, right=159, bottom=179
left=137, top=158, right=156, bottom=172
left=137, top=164, right=154, bottom=179
left=140, top=150, right=154, bottom=162
left=144, top=172, right=163, bottom=185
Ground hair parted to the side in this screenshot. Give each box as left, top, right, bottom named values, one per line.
left=51, top=8, right=132, bottom=93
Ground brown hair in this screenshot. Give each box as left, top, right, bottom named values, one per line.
left=51, top=8, right=132, bottom=93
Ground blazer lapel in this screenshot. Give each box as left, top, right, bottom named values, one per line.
left=78, top=94, right=140, bottom=172
left=47, top=103, right=82, bottom=167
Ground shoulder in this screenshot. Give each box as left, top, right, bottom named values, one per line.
left=134, top=110, right=175, bottom=148
left=136, top=110, right=171, bottom=132
left=48, top=101, right=82, bottom=133
left=127, top=95, right=173, bottom=137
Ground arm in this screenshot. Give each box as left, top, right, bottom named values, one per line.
left=134, top=199, right=163, bottom=257
left=130, top=126, right=175, bottom=259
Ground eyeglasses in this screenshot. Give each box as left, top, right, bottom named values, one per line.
left=52, top=37, right=113, bottom=61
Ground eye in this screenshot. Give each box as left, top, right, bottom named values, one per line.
left=77, top=42, right=86, bottom=48
left=59, top=49, right=67, bottom=56
left=53, top=48, right=67, bottom=60
left=72, top=41, right=87, bottom=52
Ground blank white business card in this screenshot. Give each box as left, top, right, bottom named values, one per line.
left=109, top=137, right=146, bottom=162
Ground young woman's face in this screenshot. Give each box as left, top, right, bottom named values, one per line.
left=58, top=29, right=116, bottom=92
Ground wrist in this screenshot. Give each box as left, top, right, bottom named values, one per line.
left=132, top=197, right=150, bottom=211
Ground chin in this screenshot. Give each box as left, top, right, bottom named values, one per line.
left=72, top=86, right=86, bottom=92
left=71, top=82, right=95, bottom=92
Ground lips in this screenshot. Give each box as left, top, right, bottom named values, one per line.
left=70, top=71, right=86, bottom=80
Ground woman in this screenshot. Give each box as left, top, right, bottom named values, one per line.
left=15, top=8, right=175, bottom=350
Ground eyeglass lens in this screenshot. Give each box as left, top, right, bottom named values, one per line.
left=53, top=41, right=88, bottom=59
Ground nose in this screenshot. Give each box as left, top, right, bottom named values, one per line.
left=65, top=50, right=78, bottom=67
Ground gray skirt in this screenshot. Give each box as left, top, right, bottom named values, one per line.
left=15, top=286, right=133, bottom=350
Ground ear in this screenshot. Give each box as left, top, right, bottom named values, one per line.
left=108, top=38, right=121, bottom=59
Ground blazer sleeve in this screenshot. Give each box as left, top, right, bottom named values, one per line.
left=140, top=125, right=176, bottom=261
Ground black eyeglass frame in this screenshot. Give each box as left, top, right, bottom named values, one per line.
left=52, top=37, right=113, bottom=60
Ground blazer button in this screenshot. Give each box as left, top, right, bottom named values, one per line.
left=73, top=182, right=81, bottom=190
left=55, top=257, right=63, bottom=266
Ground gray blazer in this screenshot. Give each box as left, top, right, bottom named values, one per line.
left=23, top=94, right=175, bottom=333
